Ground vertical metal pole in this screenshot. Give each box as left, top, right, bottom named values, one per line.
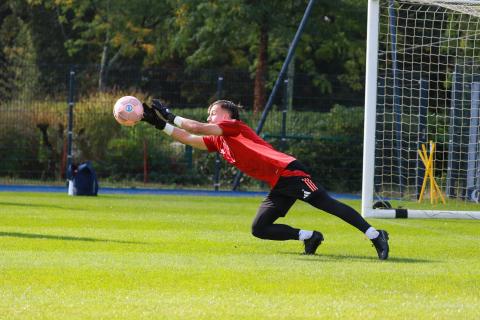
left=388, top=0, right=403, bottom=195
left=416, top=78, right=428, bottom=199
left=447, top=67, right=459, bottom=197
left=232, top=0, right=316, bottom=191
left=287, top=57, right=295, bottom=111
left=281, top=79, right=288, bottom=150
left=66, top=68, right=75, bottom=180
left=466, top=82, right=480, bottom=197
left=214, top=76, right=223, bottom=191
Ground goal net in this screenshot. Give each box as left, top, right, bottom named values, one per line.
left=362, top=0, right=480, bottom=219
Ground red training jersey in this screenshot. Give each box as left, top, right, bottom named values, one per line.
left=202, top=120, right=302, bottom=187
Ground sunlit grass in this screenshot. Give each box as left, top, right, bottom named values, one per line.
left=1, top=192, right=479, bottom=319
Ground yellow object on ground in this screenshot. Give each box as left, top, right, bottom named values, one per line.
left=417, top=141, right=446, bottom=204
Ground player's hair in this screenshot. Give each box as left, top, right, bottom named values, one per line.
left=208, top=100, right=243, bottom=120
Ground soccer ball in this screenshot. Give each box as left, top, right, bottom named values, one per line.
left=113, top=96, right=144, bottom=126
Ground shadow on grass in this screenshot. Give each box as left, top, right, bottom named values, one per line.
left=279, top=252, right=437, bottom=263
left=0, top=231, right=147, bottom=245
left=0, top=201, right=83, bottom=211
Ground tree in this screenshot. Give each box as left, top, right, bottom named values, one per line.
left=0, top=0, right=40, bottom=101
left=5, top=0, right=369, bottom=110
left=162, top=0, right=304, bottom=113
left=30, top=0, right=167, bottom=91
left=292, top=0, right=368, bottom=107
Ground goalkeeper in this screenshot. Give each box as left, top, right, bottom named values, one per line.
left=142, top=99, right=389, bottom=260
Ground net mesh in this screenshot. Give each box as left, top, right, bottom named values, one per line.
left=375, top=0, right=480, bottom=207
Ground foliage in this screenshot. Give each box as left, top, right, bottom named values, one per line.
left=0, top=3, right=40, bottom=101
left=0, top=91, right=365, bottom=191
left=1, top=0, right=368, bottom=108
left=0, top=124, right=39, bottom=177
left=0, top=0, right=371, bottom=191
left=26, top=0, right=169, bottom=90
left=274, top=105, right=364, bottom=192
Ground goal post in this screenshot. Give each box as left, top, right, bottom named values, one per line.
left=362, top=0, right=480, bottom=219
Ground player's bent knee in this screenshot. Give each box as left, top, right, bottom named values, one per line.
left=251, top=225, right=268, bottom=239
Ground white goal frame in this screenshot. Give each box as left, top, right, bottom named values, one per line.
left=362, top=0, right=480, bottom=219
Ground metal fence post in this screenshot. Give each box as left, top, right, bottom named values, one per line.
left=281, top=79, right=288, bottom=150
left=66, top=68, right=75, bottom=181
left=214, top=76, right=223, bottom=191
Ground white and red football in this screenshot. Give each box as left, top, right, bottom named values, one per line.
left=113, top=96, right=144, bottom=126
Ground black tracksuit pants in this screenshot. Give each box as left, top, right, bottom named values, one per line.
left=251, top=161, right=371, bottom=241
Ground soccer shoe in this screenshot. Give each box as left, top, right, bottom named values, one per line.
left=371, top=230, right=389, bottom=260
left=303, top=231, right=324, bottom=255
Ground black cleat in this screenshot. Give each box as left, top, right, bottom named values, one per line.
left=371, top=230, right=389, bottom=260
left=303, top=231, right=324, bottom=255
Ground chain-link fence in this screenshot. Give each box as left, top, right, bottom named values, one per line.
left=0, top=63, right=365, bottom=192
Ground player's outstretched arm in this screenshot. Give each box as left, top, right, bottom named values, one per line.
left=175, top=118, right=222, bottom=136
left=170, top=127, right=208, bottom=150
left=151, top=99, right=223, bottom=136
left=142, top=103, right=207, bottom=150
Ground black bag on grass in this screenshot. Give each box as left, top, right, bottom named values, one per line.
left=70, top=162, right=99, bottom=196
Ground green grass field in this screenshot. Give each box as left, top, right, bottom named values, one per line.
left=1, top=192, right=479, bottom=319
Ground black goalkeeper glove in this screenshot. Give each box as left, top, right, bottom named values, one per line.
left=152, top=99, right=176, bottom=124
left=141, top=103, right=166, bottom=130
